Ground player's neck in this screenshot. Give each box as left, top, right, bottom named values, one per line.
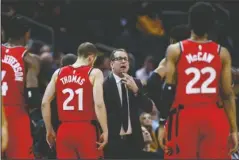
left=72, top=58, right=89, bottom=67
left=190, top=31, right=208, bottom=42
left=7, top=39, right=25, bottom=47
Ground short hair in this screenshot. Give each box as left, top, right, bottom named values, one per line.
left=6, top=15, right=30, bottom=39
left=110, top=48, right=128, bottom=61
left=169, top=24, right=190, bottom=42
left=28, top=40, right=45, bottom=55
left=189, top=2, right=215, bottom=37
left=77, top=42, right=98, bottom=58
left=61, top=53, right=77, bottom=67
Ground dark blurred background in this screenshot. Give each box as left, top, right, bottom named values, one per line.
left=2, top=1, right=239, bottom=158
left=2, top=0, right=239, bottom=72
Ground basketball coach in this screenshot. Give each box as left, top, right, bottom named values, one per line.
left=103, top=49, right=153, bottom=159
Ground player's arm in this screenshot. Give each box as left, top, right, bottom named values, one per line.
left=91, top=68, right=108, bottom=133
left=1, top=104, right=8, bottom=152
left=2, top=104, right=7, bottom=127
left=159, top=44, right=179, bottom=125
left=146, top=58, right=166, bottom=112
left=220, top=47, right=237, bottom=133
left=41, top=69, right=59, bottom=132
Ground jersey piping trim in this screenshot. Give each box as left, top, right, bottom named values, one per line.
left=2, top=43, right=25, bottom=49
left=176, top=41, right=183, bottom=65
left=187, top=39, right=212, bottom=44
left=217, top=45, right=221, bottom=55
left=55, top=68, right=62, bottom=83
left=88, top=67, right=94, bottom=75
left=22, top=49, right=28, bottom=58
left=179, top=41, right=184, bottom=52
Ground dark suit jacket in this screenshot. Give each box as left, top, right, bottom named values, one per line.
left=103, top=73, right=153, bottom=150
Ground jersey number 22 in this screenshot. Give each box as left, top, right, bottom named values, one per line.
left=185, top=67, right=216, bottom=94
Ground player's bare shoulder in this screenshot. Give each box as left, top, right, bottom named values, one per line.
left=89, top=68, right=104, bottom=85
left=159, top=58, right=166, bottom=67
left=166, top=43, right=181, bottom=62
left=31, top=53, right=41, bottom=62
left=219, top=47, right=231, bottom=65
left=51, top=68, right=61, bottom=82
left=24, top=51, right=41, bottom=69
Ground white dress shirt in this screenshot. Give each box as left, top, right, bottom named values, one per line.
left=135, top=68, right=153, bottom=83
left=113, top=73, right=132, bottom=135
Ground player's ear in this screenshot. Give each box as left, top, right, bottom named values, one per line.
left=88, top=54, right=96, bottom=66
left=92, top=55, right=98, bottom=66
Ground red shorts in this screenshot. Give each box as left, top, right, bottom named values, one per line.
left=56, top=122, right=100, bottom=159
left=4, top=107, right=34, bottom=159
left=164, top=106, right=182, bottom=159
left=165, top=104, right=230, bottom=159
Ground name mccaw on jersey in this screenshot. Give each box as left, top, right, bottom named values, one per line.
left=2, top=55, right=24, bottom=81
left=60, top=75, right=85, bottom=85
left=186, top=52, right=214, bottom=64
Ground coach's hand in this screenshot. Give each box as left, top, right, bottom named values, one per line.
left=97, top=131, right=108, bottom=150
left=122, top=73, right=139, bottom=94
left=228, top=132, right=239, bottom=155
left=46, top=130, right=56, bottom=149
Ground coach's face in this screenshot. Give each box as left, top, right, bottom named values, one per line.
left=111, top=51, right=129, bottom=77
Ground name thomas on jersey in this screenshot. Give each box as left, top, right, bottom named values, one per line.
left=60, top=75, right=85, bottom=85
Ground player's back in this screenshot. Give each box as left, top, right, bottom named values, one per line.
left=56, top=65, right=96, bottom=122
left=1, top=44, right=27, bottom=112
left=174, top=39, right=222, bottom=106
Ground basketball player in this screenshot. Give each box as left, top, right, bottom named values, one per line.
left=147, top=24, right=191, bottom=157
left=232, top=68, right=239, bottom=159
left=1, top=105, right=8, bottom=152
left=41, top=42, right=108, bottom=159
left=147, top=24, right=190, bottom=109
left=158, top=2, right=238, bottom=158
left=1, top=16, right=37, bottom=159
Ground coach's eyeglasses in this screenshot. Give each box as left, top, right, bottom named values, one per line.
left=113, top=57, right=129, bottom=62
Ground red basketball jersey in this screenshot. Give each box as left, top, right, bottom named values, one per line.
left=56, top=65, right=96, bottom=122
left=1, top=44, right=27, bottom=107
left=174, top=39, right=222, bottom=106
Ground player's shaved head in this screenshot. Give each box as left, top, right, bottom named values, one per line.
left=189, top=2, right=215, bottom=37
left=61, top=53, right=77, bottom=67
